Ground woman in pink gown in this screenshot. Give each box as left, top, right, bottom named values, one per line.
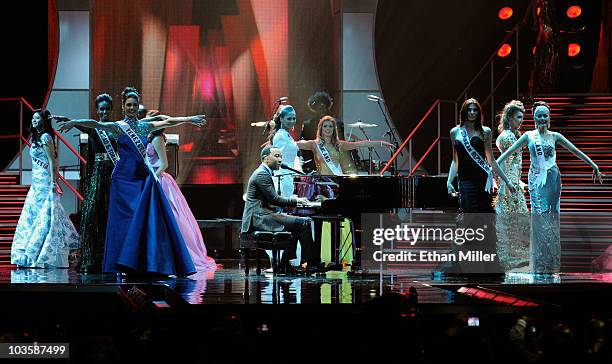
left=147, top=130, right=217, bottom=271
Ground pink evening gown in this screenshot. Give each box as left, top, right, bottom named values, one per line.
left=146, top=142, right=217, bottom=271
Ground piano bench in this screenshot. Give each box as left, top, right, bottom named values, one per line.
left=240, top=231, right=293, bottom=275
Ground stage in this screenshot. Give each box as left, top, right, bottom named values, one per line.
left=4, top=261, right=612, bottom=308
left=2, top=262, right=612, bottom=362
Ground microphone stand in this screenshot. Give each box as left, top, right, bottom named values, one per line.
left=274, top=172, right=295, bottom=196
left=358, top=126, right=382, bottom=175
left=375, top=99, right=402, bottom=175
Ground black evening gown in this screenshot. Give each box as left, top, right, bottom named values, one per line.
left=78, top=130, right=116, bottom=273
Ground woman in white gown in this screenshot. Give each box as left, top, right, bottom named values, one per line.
left=497, top=101, right=604, bottom=273
left=266, top=105, right=303, bottom=267
left=11, top=109, right=79, bottom=268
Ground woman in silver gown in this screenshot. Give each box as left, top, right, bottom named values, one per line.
left=495, top=100, right=530, bottom=272
left=497, top=101, right=604, bottom=273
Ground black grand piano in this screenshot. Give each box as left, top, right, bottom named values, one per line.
left=291, top=174, right=458, bottom=270
left=292, top=175, right=410, bottom=270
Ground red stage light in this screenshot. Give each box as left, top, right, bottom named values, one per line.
left=498, top=43, right=512, bottom=57
left=568, top=43, right=581, bottom=57
left=498, top=7, right=513, bottom=20
left=567, top=5, right=582, bottom=18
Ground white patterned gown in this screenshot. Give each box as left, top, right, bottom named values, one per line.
left=11, top=133, right=79, bottom=268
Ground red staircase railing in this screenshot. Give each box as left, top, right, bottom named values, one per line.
left=0, top=97, right=85, bottom=201
left=381, top=6, right=530, bottom=179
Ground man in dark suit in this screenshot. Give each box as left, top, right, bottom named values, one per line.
left=241, top=145, right=321, bottom=271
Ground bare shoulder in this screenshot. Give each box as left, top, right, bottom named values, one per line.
left=550, top=131, right=565, bottom=143
left=450, top=126, right=459, bottom=139
left=550, top=131, right=562, bottom=138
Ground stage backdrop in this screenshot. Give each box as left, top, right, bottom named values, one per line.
left=92, top=0, right=337, bottom=185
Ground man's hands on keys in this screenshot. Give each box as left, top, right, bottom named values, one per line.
left=296, top=197, right=310, bottom=206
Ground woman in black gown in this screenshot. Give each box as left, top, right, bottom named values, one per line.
left=445, top=98, right=514, bottom=274
left=447, top=98, right=514, bottom=212
left=76, top=93, right=118, bottom=273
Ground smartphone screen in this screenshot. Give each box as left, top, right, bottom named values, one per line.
left=468, top=317, right=480, bottom=327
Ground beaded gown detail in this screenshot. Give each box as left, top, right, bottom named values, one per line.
left=78, top=130, right=116, bottom=272
left=495, top=130, right=530, bottom=271
left=11, top=133, right=79, bottom=268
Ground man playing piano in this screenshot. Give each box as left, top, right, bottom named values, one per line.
left=241, top=146, right=323, bottom=273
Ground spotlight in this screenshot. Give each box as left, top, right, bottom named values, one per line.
left=568, top=43, right=581, bottom=57
left=567, top=5, right=582, bottom=19
left=498, top=43, right=512, bottom=58
left=498, top=7, right=513, bottom=20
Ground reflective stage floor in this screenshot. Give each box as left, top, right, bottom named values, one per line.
left=2, top=261, right=612, bottom=362
left=3, top=260, right=612, bottom=310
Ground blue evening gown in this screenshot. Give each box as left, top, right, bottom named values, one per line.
left=102, top=118, right=195, bottom=276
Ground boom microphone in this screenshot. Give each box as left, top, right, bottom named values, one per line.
left=280, top=163, right=306, bottom=175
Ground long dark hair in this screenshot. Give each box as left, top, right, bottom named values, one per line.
left=458, top=98, right=484, bottom=134
left=266, top=105, right=295, bottom=144
left=147, top=128, right=166, bottom=144
left=30, top=109, right=56, bottom=155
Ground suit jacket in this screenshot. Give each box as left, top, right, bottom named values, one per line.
left=241, top=164, right=297, bottom=233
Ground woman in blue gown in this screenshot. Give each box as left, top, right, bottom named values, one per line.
left=59, top=87, right=205, bottom=276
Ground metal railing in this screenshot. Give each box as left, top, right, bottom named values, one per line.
left=380, top=8, right=531, bottom=207
left=0, top=98, right=85, bottom=201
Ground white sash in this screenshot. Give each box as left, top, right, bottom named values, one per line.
left=316, top=142, right=343, bottom=176
left=116, top=120, right=159, bottom=182
left=32, top=156, right=48, bottom=170
left=459, top=127, right=494, bottom=192
left=95, top=129, right=119, bottom=166
left=529, top=130, right=548, bottom=187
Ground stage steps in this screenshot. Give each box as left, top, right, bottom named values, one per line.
left=0, top=173, right=27, bottom=268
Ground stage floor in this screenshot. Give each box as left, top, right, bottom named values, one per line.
left=3, top=260, right=612, bottom=309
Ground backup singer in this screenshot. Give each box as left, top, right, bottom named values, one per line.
left=296, top=115, right=394, bottom=175
left=267, top=104, right=301, bottom=197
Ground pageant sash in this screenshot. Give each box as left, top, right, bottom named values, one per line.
left=32, top=156, right=48, bottom=170
left=316, top=142, right=343, bottom=176
left=95, top=129, right=119, bottom=166
left=116, top=120, right=159, bottom=182
left=529, top=130, right=548, bottom=188
left=459, top=127, right=494, bottom=192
